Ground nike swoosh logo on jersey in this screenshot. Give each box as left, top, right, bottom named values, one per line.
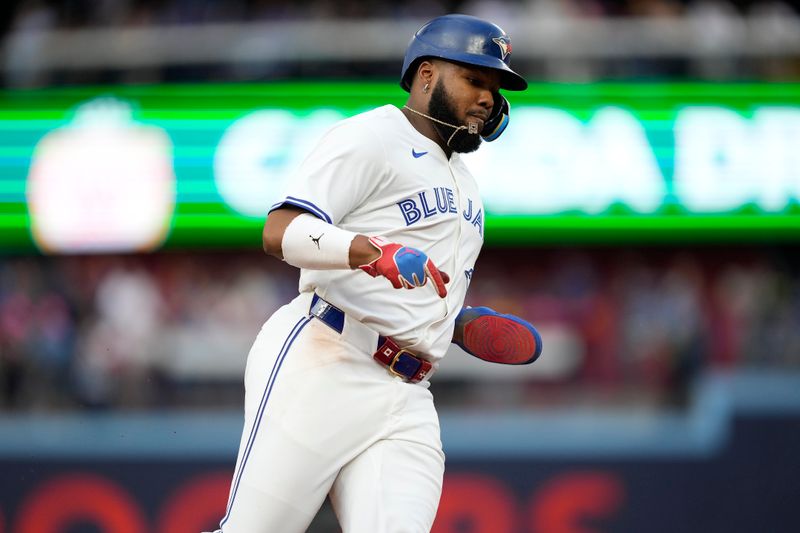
left=411, top=149, right=428, bottom=158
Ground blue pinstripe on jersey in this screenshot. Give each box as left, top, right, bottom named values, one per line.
left=269, top=197, right=332, bottom=224
left=220, top=315, right=312, bottom=528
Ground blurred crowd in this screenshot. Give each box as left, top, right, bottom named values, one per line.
left=3, top=0, right=800, bottom=87
left=0, top=252, right=298, bottom=411
left=1, top=246, right=798, bottom=412
left=3, top=0, right=798, bottom=27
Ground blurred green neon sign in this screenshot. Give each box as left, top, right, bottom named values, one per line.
left=1, top=82, right=799, bottom=252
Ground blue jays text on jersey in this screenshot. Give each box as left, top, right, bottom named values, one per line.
left=397, top=187, right=483, bottom=236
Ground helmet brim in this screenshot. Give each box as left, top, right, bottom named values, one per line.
left=401, top=55, right=528, bottom=92
left=499, top=65, right=528, bottom=91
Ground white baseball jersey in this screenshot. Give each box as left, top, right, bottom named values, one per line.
left=217, top=104, right=483, bottom=533
left=271, top=104, right=485, bottom=360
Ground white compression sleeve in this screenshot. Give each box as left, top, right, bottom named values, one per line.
left=280, top=213, right=357, bottom=270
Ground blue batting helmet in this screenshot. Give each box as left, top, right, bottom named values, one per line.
left=400, top=14, right=528, bottom=92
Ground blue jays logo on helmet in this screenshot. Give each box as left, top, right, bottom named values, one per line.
left=492, top=36, right=512, bottom=61
left=400, top=14, right=527, bottom=92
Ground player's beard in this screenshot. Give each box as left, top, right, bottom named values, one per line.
left=427, top=80, right=482, bottom=154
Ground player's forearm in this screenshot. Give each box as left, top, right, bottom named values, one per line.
left=263, top=208, right=379, bottom=269
left=265, top=208, right=446, bottom=297
left=262, top=206, right=304, bottom=259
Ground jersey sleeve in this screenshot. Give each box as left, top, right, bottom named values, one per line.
left=269, top=118, right=387, bottom=225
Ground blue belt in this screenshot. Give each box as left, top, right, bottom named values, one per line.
left=308, top=294, right=433, bottom=383
left=309, top=293, right=345, bottom=334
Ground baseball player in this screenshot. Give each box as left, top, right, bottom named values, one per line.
left=210, top=14, right=542, bottom=533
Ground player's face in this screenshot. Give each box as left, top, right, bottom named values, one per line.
left=427, top=63, right=501, bottom=153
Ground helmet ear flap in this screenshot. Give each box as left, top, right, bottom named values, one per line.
left=481, top=93, right=510, bottom=142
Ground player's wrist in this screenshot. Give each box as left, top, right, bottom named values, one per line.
left=451, top=318, right=465, bottom=346
left=349, top=235, right=382, bottom=270
left=452, top=306, right=478, bottom=346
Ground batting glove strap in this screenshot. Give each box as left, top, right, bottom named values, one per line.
left=455, top=306, right=543, bottom=365
left=359, top=236, right=448, bottom=298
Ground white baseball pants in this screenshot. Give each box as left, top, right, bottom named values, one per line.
left=216, top=291, right=445, bottom=533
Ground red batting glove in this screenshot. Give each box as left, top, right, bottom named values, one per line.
left=359, top=236, right=450, bottom=298
left=454, top=306, right=543, bottom=364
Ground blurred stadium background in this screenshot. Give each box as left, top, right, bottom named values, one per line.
left=2, top=0, right=800, bottom=532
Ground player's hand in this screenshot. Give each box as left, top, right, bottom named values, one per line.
left=358, top=236, right=449, bottom=298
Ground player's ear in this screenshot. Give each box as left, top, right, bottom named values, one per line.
left=415, top=60, right=435, bottom=94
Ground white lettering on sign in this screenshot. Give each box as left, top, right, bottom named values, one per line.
left=752, top=108, right=800, bottom=212
left=214, top=109, right=342, bottom=217
left=212, top=105, right=800, bottom=219
left=673, top=107, right=800, bottom=213
left=673, top=107, right=754, bottom=212
left=464, top=106, right=664, bottom=214
left=586, top=107, right=665, bottom=214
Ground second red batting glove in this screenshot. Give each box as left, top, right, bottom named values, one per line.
left=454, top=306, right=542, bottom=365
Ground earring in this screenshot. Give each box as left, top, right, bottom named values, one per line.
left=423, top=83, right=429, bottom=94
